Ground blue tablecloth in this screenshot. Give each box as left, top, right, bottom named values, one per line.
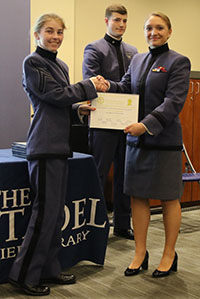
left=0, top=149, right=109, bottom=283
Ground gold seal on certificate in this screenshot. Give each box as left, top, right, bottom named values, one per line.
left=90, top=92, right=139, bottom=130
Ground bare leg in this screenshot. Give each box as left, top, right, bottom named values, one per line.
left=156, top=199, right=181, bottom=270
left=128, top=197, right=150, bottom=269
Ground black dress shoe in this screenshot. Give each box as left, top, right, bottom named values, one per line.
left=113, top=228, right=134, bottom=240
left=124, top=251, right=149, bottom=276
left=152, top=252, right=178, bottom=278
left=8, top=278, right=50, bottom=296
left=41, top=273, right=76, bottom=285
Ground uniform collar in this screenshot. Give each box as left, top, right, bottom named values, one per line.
left=36, top=46, right=57, bottom=61
left=104, top=33, right=122, bottom=46
left=149, top=43, right=169, bottom=56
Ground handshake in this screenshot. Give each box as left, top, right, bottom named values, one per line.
left=90, top=75, right=110, bottom=92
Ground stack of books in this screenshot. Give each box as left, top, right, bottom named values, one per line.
left=11, top=142, right=27, bottom=159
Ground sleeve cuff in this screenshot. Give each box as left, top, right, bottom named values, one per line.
left=140, top=123, right=154, bottom=135
left=77, top=106, right=85, bottom=123
left=89, top=78, right=96, bottom=90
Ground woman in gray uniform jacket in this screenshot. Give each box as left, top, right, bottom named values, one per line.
left=8, top=13, right=108, bottom=296
left=109, top=12, right=191, bottom=277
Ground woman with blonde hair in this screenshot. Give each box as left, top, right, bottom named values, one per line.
left=8, top=13, right=107, bottom=296
left=109, top=12, right=190, bottom=278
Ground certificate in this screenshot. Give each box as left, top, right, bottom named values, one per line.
left=90, top=92, right=139, bottom=130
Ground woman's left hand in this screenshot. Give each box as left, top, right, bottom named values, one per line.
left=79, top=104, right=96, bottom=116
left=124, top=123, right=146, bottom=136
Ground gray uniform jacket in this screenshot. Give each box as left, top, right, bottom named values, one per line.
left=23, top=46, right=97, bottom=160
left=109, top=44, right=191, bottom=150
left=82, top=34, right=138, bottom=81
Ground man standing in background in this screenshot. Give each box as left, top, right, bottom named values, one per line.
left=82, top=4, right=137, bottom=239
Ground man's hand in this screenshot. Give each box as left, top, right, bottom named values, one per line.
left=90, top=75, right=110, bottom=92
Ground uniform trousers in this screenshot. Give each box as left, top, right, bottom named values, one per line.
left=89, top=128, right=131, bottom=229
left=9, top=158, right=69, bottom=285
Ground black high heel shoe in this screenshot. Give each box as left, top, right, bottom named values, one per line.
left=124, top=251, right=149, bottom=276
left=152, top=252, right=178, bottom=278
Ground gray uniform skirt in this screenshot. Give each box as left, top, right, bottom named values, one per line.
left=124, top=145, right=183, bottom=200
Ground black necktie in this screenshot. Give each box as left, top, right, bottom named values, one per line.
left=104, top=34, right=125, bottom=80
left=115, top=44, right=125, bottom=80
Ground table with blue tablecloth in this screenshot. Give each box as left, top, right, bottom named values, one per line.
left=0, top=149, right=109, bottom=284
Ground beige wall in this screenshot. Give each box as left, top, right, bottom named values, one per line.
left=31, top=0, right=200, bottom=84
